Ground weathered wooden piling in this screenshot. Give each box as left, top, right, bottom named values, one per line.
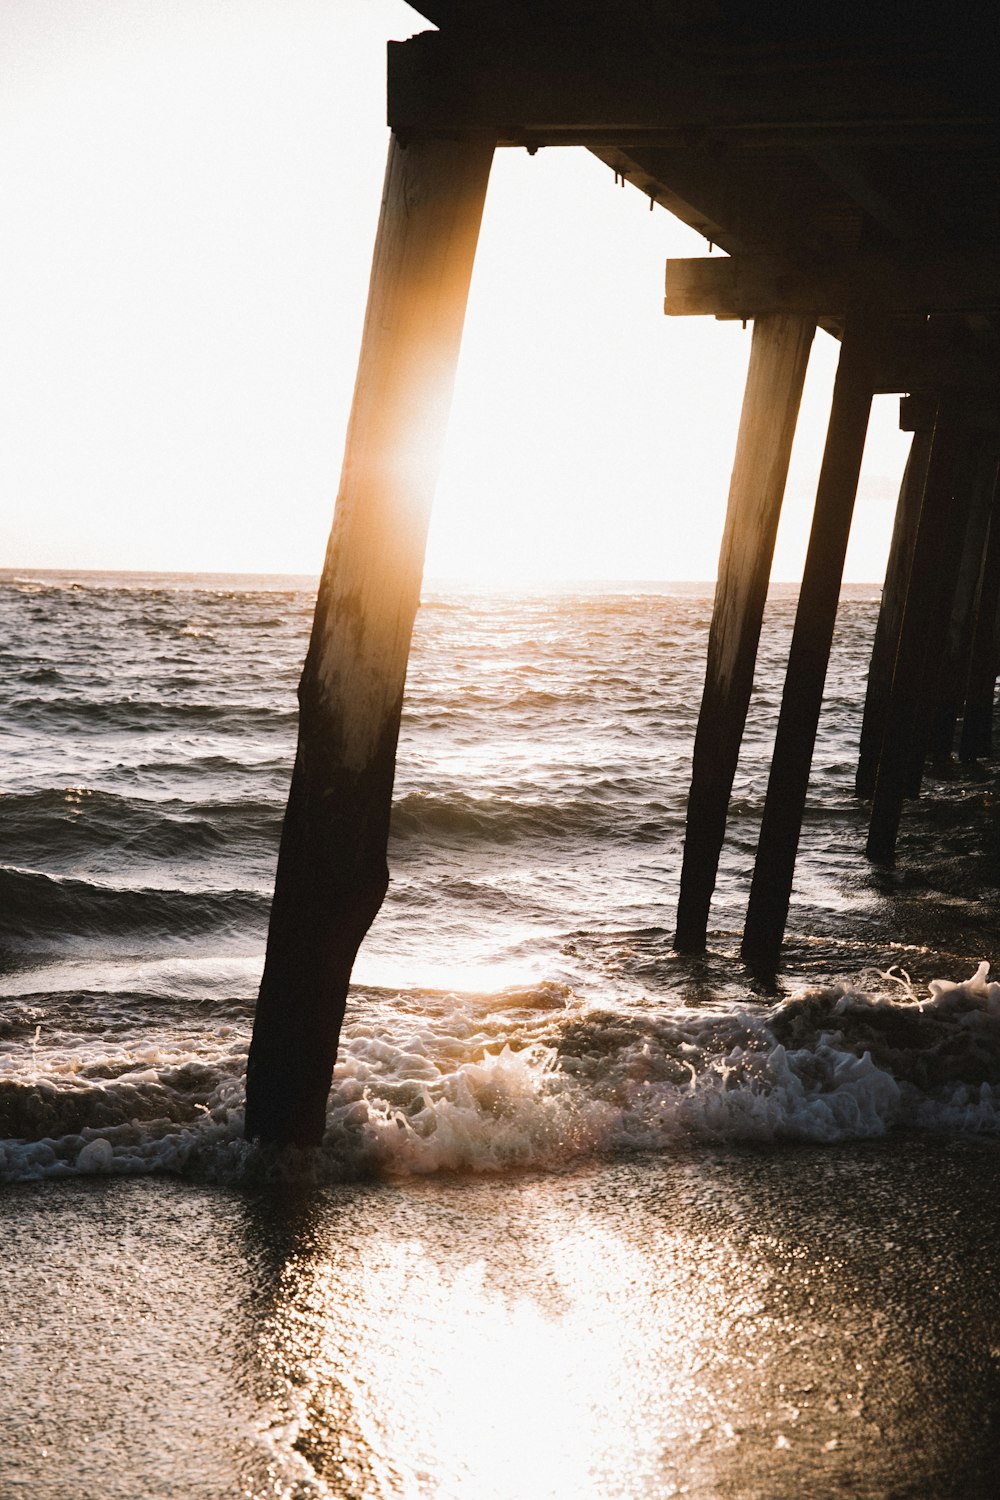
left=674, top=314, right=814, bottom=953
left=866, top=399, right=964, bottom=864
left=245, top=134, right=494, bottom=1147
left=248, top=4, right=1000, bottom=1125
left=740, top=321, right=877, bottom=973
left=855, top=428, right=932, bottom=799
left=925, top=436, right=998, bottom=763
left=960, top=472, right=1000, bottom=761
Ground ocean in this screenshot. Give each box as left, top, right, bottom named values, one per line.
left=3, top=569, right=1000, bottom=1499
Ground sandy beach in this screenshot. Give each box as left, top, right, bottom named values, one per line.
left=5, top=1138, right=1000, bottom=1499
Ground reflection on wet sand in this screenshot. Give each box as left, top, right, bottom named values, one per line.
left=3, top=1143, right=999, bottom=1496
left=230, top=1140, right=1000, bottom=1500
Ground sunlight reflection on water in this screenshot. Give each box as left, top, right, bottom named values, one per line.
left=5, top=1144, right=1000, bottom=1498
left=239, top=1145, right=1000, bottom=1500
left=259, top=1211, right=752, bottom=1498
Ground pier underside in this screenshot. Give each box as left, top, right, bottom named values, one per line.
left=247, top=0, right=1000, bottom=1143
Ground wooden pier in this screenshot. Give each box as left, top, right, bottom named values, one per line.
left=246, top=1, right=1000, bottom=1144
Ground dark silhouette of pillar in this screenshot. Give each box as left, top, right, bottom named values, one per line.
left=741, top=320, right=877, bottom=973
left=925, top=436, right=997, bottom=763
left=245, top=134, right=494, bottom=1146
left=866, top=397, right=964, bottom=863
left=674, top=313, right=815, bottom=952
left=960, top=463, right=1000, bottom=761
left=855, top=428, right=931, bottom=799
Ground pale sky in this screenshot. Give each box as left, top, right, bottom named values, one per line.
left=1, top=0, right=910, bottom=583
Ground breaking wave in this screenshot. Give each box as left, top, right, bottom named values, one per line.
left=0, top=866, right=269, bottom=953
left=4, top=965, right=1000, bottom=1184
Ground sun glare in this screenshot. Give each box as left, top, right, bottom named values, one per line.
left=255, top=1190, right=765, bottom=1498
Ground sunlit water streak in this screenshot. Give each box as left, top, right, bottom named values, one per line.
left=2, top=570, right=1000, bottom=1497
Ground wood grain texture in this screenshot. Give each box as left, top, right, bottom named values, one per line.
left=665, top=252, right=1000, bottom=319
left=245, top=135, right=494, bottom=1146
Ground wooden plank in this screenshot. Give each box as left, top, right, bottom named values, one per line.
left=244, top=134, right=495, bottom=1147
left=740, top=319, right=877, bottom=973
left=665, top=252, right=1000, bottom=318
left=959, top=469, right=1000, bottom=761
left=855, top=428, right=932, bottom=799
left=674, top=313, right=815, bottom=953
left=866, top=400, right=965, bottom=863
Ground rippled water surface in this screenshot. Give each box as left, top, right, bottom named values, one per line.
left=2, top=570, right=1000, bottom=1498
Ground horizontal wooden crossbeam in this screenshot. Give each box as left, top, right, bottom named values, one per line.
left=388, top=32, right=992, bottom=147
left=664, top=253, right=1000, bottom=318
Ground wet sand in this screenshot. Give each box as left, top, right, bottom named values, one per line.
left=4, top=1138, right=1000, bottom=1499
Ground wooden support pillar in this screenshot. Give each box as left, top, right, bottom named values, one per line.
left=925, top=437, right=997, bottom=762
left=855, top=429, right=931, bottom=799
left=866, top=398, right=964, bottom=863
left=960, top=464, right=1000, bottom=761
left=740, top=320, right=877, bottom=973
left=244, top=134, right=494, bottom=1147
left=674, top=314, right=815, bottom=953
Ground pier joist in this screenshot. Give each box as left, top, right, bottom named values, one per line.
left=665, top=253, right=1000, bottom=321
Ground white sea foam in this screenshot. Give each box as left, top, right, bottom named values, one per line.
left=3, top=966, right=1000, bottom=1184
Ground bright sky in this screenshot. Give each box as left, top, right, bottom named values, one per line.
left=1, top=0, right=910, bottom=583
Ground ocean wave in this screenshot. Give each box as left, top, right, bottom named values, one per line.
left=0, top=866, right=268, bottom=953
left=8, top=695, right=297, bottom=734
left=389, top=787, right=683, bottom=844
left=4, top=966, right=1000, bottom=1184
left=0, top=787, right=283, bottom=866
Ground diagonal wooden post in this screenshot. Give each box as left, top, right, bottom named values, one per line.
left=866, top=397, right=964, bottom=863
left=925, top=435, right=997, bottom=763
left=855, top=428, right=931, bottom=799
left=741, top=319, right=877, bottom=973
left=245, top=134, right=494, bottom=1146
left=959, top=460, right=1000, bottom=761
left=674, top=314, right=815, bottom=953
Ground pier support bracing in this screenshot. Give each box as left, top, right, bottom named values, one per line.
left=740, top=321, right=876, bottom=973
left=855, top=429, right=932, bottom=799
left=245, top=134, right=494, bottom=1147
left=866, top=399, right=964, bottom=864
left=674, top=314, right=815, bottom=953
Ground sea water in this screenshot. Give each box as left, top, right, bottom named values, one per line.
left=2, top=571, right=1000, bottom=1498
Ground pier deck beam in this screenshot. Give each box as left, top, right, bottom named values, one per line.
left=866, top=399, right=964, bottom=863
left=244, top=133, right=494, bottom=1147
left=674, top=313, right=815, bottom=953
left=740, top=320, right=877, bottom=974
left=855, top=428, right=932, bottom=799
